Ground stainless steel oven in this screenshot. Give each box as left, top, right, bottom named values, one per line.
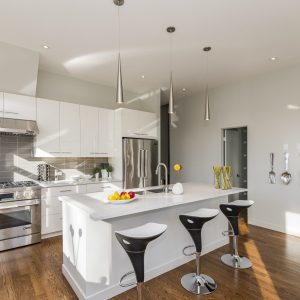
left=0, top=181, right=41, bottom=251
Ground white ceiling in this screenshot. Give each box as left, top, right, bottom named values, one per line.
left=1, top=0, right=300, bottom=98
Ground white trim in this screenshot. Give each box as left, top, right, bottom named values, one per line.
left=42, top=231, right=62, bottom=239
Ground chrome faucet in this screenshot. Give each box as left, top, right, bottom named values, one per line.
left=156, top=163, right=169, bottom=193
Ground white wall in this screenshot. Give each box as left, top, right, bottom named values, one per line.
left=170, top=64, right=300, bottom=237
left=0, top=41, right=39, bottom=96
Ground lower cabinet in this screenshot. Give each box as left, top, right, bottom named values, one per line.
left=42, top=213, right=63, bottom=235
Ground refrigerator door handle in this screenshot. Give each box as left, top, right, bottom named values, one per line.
left=138, top=149, right=145, bottom=178
left=144, top=149, right=148, bottom=179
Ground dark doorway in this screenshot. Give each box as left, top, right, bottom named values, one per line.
left=160, top=104, right=170, bottom=184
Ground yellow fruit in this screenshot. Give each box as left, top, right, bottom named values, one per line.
left=121, top=194, right=126, bottom=200
left=108, top=195, right=114, bottom=200
left=174, top=164, right=182, bottom=172
left=114, top=192, right=120, bottom=200
left=125, top=193, right=131, bottom=200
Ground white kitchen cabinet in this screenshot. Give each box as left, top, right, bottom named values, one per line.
left=117, top=108, right=158, bottom=138
left=80, top=105, right=99, bottom=157
left=35, top=98, right=60, bottom=157
left=60, top=102, right=81, bottom=157
left=2, top=93, right=36, bottom=120
left=80, top=105, right=115, bottom=157
left=41, top=185, right=86, bottom=236
left=99, top=108, right=114, bottom=156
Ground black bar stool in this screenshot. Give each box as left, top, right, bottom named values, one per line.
left=115, top=222, right=167, bottom=300
left=220, top=200, right=254, bottom=269
left=179, top=208, right=219, bottom=295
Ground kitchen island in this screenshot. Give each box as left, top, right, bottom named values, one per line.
left=60, top=183, right=246, bottom=300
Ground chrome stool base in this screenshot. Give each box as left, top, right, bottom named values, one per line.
left=221, top=254, right=252, bottom=269
left=181, top=273, right=217, bottom=295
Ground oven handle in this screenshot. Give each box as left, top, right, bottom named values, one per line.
left=0, top=200, right=40, bottom=210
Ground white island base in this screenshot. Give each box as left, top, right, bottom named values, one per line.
left=61, top=183, right=245, bottom=300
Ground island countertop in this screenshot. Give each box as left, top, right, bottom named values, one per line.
left=59, top=182, right=246, bottom=221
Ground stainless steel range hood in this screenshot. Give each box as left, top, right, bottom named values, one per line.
left=0, top=118, right=39, bottom=135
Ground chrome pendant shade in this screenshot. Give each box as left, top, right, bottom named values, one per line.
left=204, top=89, right=210, bottom=121
left=116, top=53, right=124, bottom=104
left=114, top=0, right=124, bottom=104
left=167, top=26, right=176, bottom=115
left=203, top=46, right=212, bottom=121
left=168, top=73, right=174, bottom=114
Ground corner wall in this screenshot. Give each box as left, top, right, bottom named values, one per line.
left=170, top=64, right=300, bottom=237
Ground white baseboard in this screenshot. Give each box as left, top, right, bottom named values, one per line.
left=62, top=238, right=228, bottom=300
left=42, top=231, right=62, bottom=239
left=249, top=219, right=300, bottom=237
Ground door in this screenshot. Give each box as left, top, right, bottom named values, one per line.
left=35, top=99, right=60, bottom=157
left=60, top=102, right=80, bottom=157
left=143, top=139, right=159, bottom=187
left=123, top=138, right=144, bottom=189
left=3, top=93, right=36, bottom=120
left=222, top=126, right=248, bottom=234
left=80, top=105, right=99, bottom=157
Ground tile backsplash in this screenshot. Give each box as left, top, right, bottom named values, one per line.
left=0, top=134, right=108, bottom=182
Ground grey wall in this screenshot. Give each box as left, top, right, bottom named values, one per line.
left=0, top=41, right=39, bottom=96
left=170, top=64, right=300, bottom=237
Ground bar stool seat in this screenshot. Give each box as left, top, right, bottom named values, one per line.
left=220, top=200, right=254, bottom=269
left=180, top=208, right=219, bottom=295
left=115, top=222, right=167, bottom=300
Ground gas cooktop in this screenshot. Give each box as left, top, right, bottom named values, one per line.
left=0, top=181, right=39, bottom=189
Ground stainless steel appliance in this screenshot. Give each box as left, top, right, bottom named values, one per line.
left=0, top=181, right=41, bottom=251
left=0, top=118, right=39, bottom=135
left=123, top=138, right=158, bottom=189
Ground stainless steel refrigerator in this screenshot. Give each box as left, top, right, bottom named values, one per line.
left=123, top=138, right=159, bottom=189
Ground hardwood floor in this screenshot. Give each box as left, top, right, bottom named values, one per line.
left=0, top=226, right=299, bottom=300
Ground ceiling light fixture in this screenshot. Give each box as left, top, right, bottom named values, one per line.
left=271, top=56, right=278, bottom=61
left=141, top=75, right=145, bottom=79
left=167, top=26, right=176, bottom=115
left=42, top=44, right=50, bottom=49
left=182, top=88, right=186, bottom=92
left=204, top=46, right=212, bottom=121
left=114, top=0, right=124, bottom=104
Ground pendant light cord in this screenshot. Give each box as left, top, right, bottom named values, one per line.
left=206, top=50, right=209, bottom=93
left=169, top=33, right=173, bottom=77
left=117, top=5, right=121, bottom=56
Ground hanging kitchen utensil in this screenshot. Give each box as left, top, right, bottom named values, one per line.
left=280, top=153, right=292, bottom=185
left=268, top=153, right=276, bottom=184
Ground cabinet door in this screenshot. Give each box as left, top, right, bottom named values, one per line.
left=3, top=93, right=36, bottom=120
left=60, top=102, right=80, bottom=157
left=35, top=99, right=60, bottom=157
left=80, top=105, right=99, bottom=157
left=121, top=109, right=158, bottom=138
left=99, top=108, right=114, bottom=157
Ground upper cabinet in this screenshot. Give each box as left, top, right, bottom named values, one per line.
left=59, top=102, right=80, bottom=157
left=80, top=106, right=115, bottom=157
left=2, top=93, right=36, bottom=120
left=36, top=99, right=60, bottom=157
left=117, top=108, right=158, bottom=138
left=35, top=99, right=80, bottom=157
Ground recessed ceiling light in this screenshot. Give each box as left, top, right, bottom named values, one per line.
left=141, top=75, right=145, bottom=79
left=182, top=88, right=186, bottom=92
left=271, top=56, right=278, bottom=61
left=42, top=44, right=50, bottom=49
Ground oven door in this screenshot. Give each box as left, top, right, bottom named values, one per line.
left=0, top=199, right=41, bottom=240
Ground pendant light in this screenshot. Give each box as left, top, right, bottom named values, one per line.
left=167, top=26, right=175, bottom=114
left=203, top=46, right=212, bottom=121
left=114, top=0, right=124, bottom=104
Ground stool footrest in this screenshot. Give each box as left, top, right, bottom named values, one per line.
left=183, top=245, right=196, bottom=256
left=119, top=271, right=136, bottom=287
left=222, top=230, right=234, bottom=237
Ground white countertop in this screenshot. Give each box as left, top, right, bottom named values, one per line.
left=59, top=182, right=247, bottom=221
left=38, top=178, right=122, bottom=188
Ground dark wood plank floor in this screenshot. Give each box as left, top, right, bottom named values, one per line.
left=0, top=225, right=299, bottom=300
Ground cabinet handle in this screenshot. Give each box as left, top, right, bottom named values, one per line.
left=133, top=133, right=148, bottom=136
left=59, top=190, right=72, bottom=193
left=0, top=110, right=19, bottom=115
left=90, top=152, right=108, bottom=155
